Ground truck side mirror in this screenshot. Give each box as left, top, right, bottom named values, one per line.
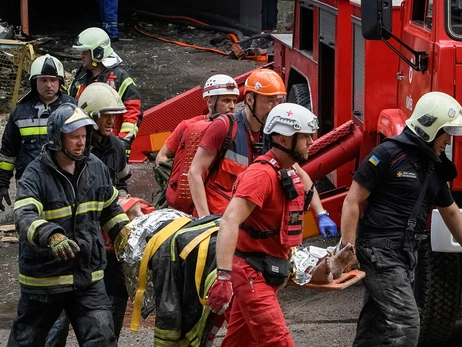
left=361, top=0, right=392, bottom=40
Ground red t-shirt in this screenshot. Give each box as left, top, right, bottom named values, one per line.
left=199, top=117, right=260, bottom=157
left=165, top=115, right=206, bottom=153
left=234, top=155, right=292, bottom=259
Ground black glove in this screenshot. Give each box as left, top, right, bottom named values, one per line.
left=0, top=187, right=11, bottom=211
left=120, top=138, right=131, bottom=159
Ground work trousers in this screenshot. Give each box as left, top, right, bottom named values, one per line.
left=353, top=239, right=420, bottom=347
left=7, top=280, right=116, bottom=347
left=45, top=253, right=128, bottom=345
left=100, top=0, right=119, bottom=39
left=45, top=294, right=127, bottom=346
left=221, top=256, right=294, bottom=347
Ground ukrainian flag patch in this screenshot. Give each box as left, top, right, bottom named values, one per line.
left=369, top=155, right=380, bottom=166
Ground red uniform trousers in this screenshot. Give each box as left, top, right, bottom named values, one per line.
left=221, top=256, right=294, bottom=347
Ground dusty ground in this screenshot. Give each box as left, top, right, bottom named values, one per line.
left=1, top=14, right=462, bottom=347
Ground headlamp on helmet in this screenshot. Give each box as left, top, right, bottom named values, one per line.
left=264, top=103, right=318, bottom=136
left=203, top=74, right=240, bottom=98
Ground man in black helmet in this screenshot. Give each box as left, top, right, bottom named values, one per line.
left=7, top=103, right=129, bottom=347
left=0, top=54, right=76, bottom=212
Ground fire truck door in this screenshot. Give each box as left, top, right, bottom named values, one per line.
left=397, top=0, right=434, bottom=115
left=318, top=8, right=336, bottom=136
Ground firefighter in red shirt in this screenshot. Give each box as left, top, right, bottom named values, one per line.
left=207, top=103, right=320, bottom=346
left=69, top=27, right=142, bottom=158
left=188, top=69, right=287, bottom=217
left=155, top=74, right=239, bottom=165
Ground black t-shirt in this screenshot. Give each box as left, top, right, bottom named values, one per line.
left=354, top=140, right=453, bottom=235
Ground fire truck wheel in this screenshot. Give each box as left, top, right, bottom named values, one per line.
left=414, top=238, right=462, bottom=346
left=288, top=83, right=311, bottom=109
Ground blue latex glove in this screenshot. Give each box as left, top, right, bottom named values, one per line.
left=318, top=214, right=338, bottom=238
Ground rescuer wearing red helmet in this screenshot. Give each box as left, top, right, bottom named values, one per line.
left=206, top=103, right=319, bottom=345
left=188, top=69, right=287, bottom=217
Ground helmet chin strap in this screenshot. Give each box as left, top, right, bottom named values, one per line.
left=62, top=148, right=85, bottom=161
left=246, top=97, right=265, bottom=126
left=271, top=134, right=308, bottom=164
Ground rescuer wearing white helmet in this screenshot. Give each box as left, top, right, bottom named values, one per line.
left=69, top=27, right=142, bottom=159
left=7, top=103, right=128, bottom=347
left=155, top=74, right=240, bottom=166
left=341, top=91, right=462, bottom=347
left=206, top=103, right=334, bottom=345
left=0, top=54, right=76, bottom=212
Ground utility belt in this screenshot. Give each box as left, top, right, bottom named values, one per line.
left=239, top=223, right=278, bottom=239
left=357, top=232, right=427, bottom=250
left=235, top=249, right=292, bottom=287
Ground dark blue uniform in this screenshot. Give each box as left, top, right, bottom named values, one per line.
left=352, top=128, right=454, bottom=347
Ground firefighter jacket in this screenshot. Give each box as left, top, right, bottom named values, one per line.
left=205, top=111, right=251, bottom=214
left=0, top=92, right=76, bottom=187
left=14, top=148, right=129, bottom=295
left=91, top=134, right=131, bottom=195
left=68, top=65, right=143, bottom=147
left=149, top=215, right=220, bottom=346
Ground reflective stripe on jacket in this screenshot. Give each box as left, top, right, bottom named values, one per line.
left=0, top=92, right=76, bottom=186
left=68, top=65, right=142, bottom=144
left=14, top=149, right=129, bottom=294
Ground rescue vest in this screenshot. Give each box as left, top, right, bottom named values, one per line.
left=205, top=111, right=252, bottom=215
left=165, top=114, right=237, bottom=214
left=240, top=155, right=305, bottom=248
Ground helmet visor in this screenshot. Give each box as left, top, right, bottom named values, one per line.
left=443, top=125, right=462, bottom=136
left=61, top=108, right=98, bottom=133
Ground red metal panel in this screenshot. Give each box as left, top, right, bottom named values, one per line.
left=301, top=122, right=362, bottom=181
left=377, top=108, right=407, bottom=138
left=138, top=86, right=207, bottom=136
left=129, top=65, right=272, bottom=162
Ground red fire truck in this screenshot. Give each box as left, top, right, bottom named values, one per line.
left=130, top=0, right=462, bottom=344
left=271, top=0, right=462, bottom=345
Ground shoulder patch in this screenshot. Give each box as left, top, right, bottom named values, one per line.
left=369, top=155, right=380, bottom=166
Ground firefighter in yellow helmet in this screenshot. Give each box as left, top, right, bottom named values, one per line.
left=69, top=27, right=142, bottom=159
left=341, top=91, right=462, bottom=347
